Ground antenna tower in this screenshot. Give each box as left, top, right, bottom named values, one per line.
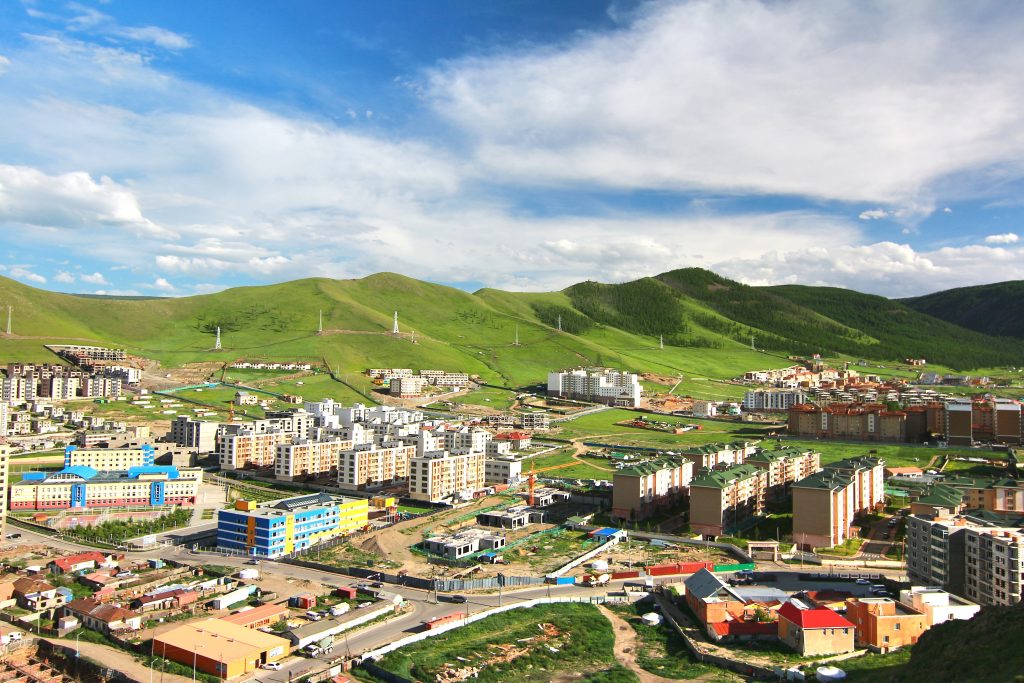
left=659, top=334, right=664, bottom=350
left=318, top=310, right=323, bottom=334
left=411, top=330, right=416, bottom=344
left=514, top=325, right=520, bottom=346
left=557, top=315, right=562, bottom=332
left=392, top=311, right=399, bottom=335
left=215, top=326, right=222, bottom=350
left=750, top=335, right=755, bottom=351
left=5, top=306, right=9, bottom=335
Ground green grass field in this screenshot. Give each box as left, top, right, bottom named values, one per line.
left=366, top=603, right=630, bottom=683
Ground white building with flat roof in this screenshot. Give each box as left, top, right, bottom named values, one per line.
left=547, top=368, right=641, bottom=407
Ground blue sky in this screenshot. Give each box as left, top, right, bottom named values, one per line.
left=1, top=0, right=1023, bottom=298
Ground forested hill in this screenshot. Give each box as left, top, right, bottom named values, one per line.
left=902, top=280, right=1024, bottom=339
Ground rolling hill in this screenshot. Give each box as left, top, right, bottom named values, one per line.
left=902, top=280, right=1024, bottom=339
left=0, top=269, right=1020, bottom=394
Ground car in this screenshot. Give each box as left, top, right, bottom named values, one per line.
left=448, top=594, right=468, bottom=604
left=246, top=558, right=260, bottom=565
left=261, top=663, right=282, bottom=671
left=356, top=602, right=372, bottom=609
left=370, top=581, right=384, bottom=588
left=855, top=578, right=871, bottom=585
left=5, top=533, right=21, bottom=540
left=873, top=589, right=893, bottom=598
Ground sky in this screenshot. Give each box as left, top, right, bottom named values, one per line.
left=1, top=0, right=1024, bottom=299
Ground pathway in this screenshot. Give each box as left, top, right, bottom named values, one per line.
left=44, top=637, right=194, bottom=683
left=597, top=605, right=677, bottom=683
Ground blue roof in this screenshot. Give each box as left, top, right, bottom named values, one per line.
left=593, top=527, right=622, bottom=537
left=127, top=466, right=180, bottom=479
left=62, top=466, right=98, bottom=479
left=21, top=472, right=47, bottom=481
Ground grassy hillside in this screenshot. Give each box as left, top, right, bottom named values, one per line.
left=902, top=280, right=1024, bottom=339
left=0, top=268, right=1019, bottom=391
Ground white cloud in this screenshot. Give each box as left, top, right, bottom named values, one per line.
left=718, top=241, right=1024, bottom=297
left=9, top=266, right=46, bottom=284
left=151, top=277, right=175, bottom=292
left=53, top=270, right=75, bottom=283
left=984, top=232, right=1019, bottom=244
left=859, top=209, right=891, bottom=220
left=79, top=271, right=109, bottom=285
left=62, top=4, right=191, bottom=50
left=943, top=207, right=953, bottom=213
left=0, top=56, right=10, bottom=75
left=93, top=288, right=142, bottom=296
left=0, top=164, right=168, bottom=236
left=427, top=1, right=1024, bottom=212
left=113, top=26, right=191, bottom=50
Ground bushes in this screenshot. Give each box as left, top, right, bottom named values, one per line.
left=64, top=508, right=193, bottom=545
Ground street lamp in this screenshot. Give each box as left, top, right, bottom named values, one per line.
left=75, top=631, right=81, bottom=657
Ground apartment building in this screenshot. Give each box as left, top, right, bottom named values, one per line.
left=217, top=493, right=369, bottom=558
left=788, top=403, right=934, bottom=443
left=521, top=412, right=551, bottom=430
left=679, top=441, right=757, bottom=469
left=169, top=416, right=220, bottom=453
left=64, top=444, right=155, bottom=471
left=390, top=376, right=427, bottom=398
left=337, top=442, right=414, bottom=490
left=743, top=389, right=809, bottom=412
left=0, top=444, right=8, bottom=537
left=484, top=455, right=523, bottom=485
left=792, top=456, right=884, bottom=550
left=611, top=457, right=695, bottom=522
left=898, top=587, right=979, bottom=625
left=547, top=367, right=642, bottom=408
left=945, top=398, right=1023, bottom=446
left=442, top=426, right=493, bottom=454
left=689, top=464, right=768, bottom=538
left=9, top=465, right=202, bottom=510
left=408, top=450, right=486, bottom=503
left=746, top=447, right=821, bottom=501
left=275, top=438, right=353, bottom=481
left=963, top=525, right=1024, bottom=606
left=216, top=427, right=286, bottom=470
left=418, top=370, right=470, bottom=387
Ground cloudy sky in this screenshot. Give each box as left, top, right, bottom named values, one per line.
left=1, top=0, right=1023, bottom=298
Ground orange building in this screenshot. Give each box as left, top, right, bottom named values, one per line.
left=152, top=618, right=290, bottom=678
left=844, top=598, right=928, bottom=653
left=220, top=603, right=290, bottom=630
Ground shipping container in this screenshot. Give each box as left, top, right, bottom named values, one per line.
left=424, top=612, right=464, bottom=630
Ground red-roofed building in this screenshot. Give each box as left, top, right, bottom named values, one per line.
left=495, top=432, right=532, bottom=450
left=777, top=600, right=855, bottom=656
left=709, top=621, right=778, bottom=640
left=49, top=552, right=113, bottom=575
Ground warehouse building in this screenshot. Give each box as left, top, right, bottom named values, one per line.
left=152, top=618, right=290, bottom=679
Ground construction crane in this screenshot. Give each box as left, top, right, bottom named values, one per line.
left=528, top=462, right=536, bottom=507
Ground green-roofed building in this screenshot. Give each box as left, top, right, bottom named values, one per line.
left=679, top=441, right=759, bottom=469
left=792, top=456, right=886, bottom=550
left=747, top=446, right=822, bottom=501
left=690, top=463, right=768, bottom=538
left=612, top=456, right=695, bottom=522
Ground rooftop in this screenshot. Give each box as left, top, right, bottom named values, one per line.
left=690, top=464, right=761, bottom=489
left=153, top=618, right=290, bottom=661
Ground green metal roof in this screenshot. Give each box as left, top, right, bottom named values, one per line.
left=690, top=463, right=761, bottom=489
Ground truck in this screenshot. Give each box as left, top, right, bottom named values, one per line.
left=587, top=574, right=611, bottom=587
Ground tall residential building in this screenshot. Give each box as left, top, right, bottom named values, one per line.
left=546, top=367, right=642, bottom=407
left=906, top=512, right=1024, bottom=606
left=442, top=426, right=492, bottom=454
left=788, top=403, right=936, bottom=443
left=945, top=398, right=1023, bottom=446
left=390, top=376, right=428, bottom=398
left=216, top=493, right=369, bottom=559
left=746, top=447, right=822, bottom=501
left=743, top=389, right=809, bottom=412
left=216, top=427, right=285, bottom=470
left=169, top=416, right=220, bottom=453
left=612, top=457, right=694, bottom=522
left=792, top=456, right=885, bottom=550
left=689, top=464, right=768, bottom=538
left=337, top=442, right=414, bottom=490
left=0, top=443, right=8, bottom=536
left=274, top=438, right=353, bottom=481
left=408, top=451, right=485, bottom=503
left=64, top=444, right=155, bottom=470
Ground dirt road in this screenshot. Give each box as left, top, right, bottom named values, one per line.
left=597, top=605, right=678, bottom=683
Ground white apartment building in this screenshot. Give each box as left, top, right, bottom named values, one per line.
left=443, top=426, right=492, bottom=455
left=390, top=376, right=428, bottom=398
left=169, top=416, right=220, bottom=454
left=521, top=412, right=550, bottom=430
left=409, top=450, right=486, bottom=503
left=898, top=587, right=980, bottom=625
left=418, top=370, right=470, bottom=387
left=338, top=442, right=415, bottom=490
left=275, top=438, right=353, bottom=480
left=964, top=526, right=1024, bottom=606
left=743, top=389, right=809, bottom=412
left=547, top=368, right=642, bottom=408
left=216, top=427, right=286, bottom=470
left=484, top=455, right=524, bottom=485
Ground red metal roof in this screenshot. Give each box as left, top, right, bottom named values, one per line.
left=778, top=601, right=854, bottom=629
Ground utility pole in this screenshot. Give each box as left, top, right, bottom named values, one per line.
left=318, top=310, right=323, bottom=334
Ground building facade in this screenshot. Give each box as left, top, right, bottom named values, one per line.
left=746, top=447, right=821, bottom=501
left=64, top=444, right=155, bottom=471
left=546, top=367, right=642, bottom=407
left=216, top=493, right=369, bottom=558
left=9, top=465, right=202, bottom=510
left=217, top=427, right=285, bottom=470
left=337, top=442, right=414, bottom=490
left=169, top=416, right=220, bottom=453
left=792, top=456, right=884, bottom=550
left=743, top=389, right=809, bottom=412
left=689, top=464, right=768, bottom=538
left=408, top=450, right=485, bottom=503
left=612, top=457, right=694, bottom=521
left=274, top=438, right=353, bottom=480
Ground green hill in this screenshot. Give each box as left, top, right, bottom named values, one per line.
left=902, top=280, right=1024, bottom=339
left=0, top=268, right=1019, bottom=391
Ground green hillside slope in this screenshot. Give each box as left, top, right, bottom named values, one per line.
left=902, top=280, right=1024, bottom=339
left=0, top=268, right=1018, bottom=387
